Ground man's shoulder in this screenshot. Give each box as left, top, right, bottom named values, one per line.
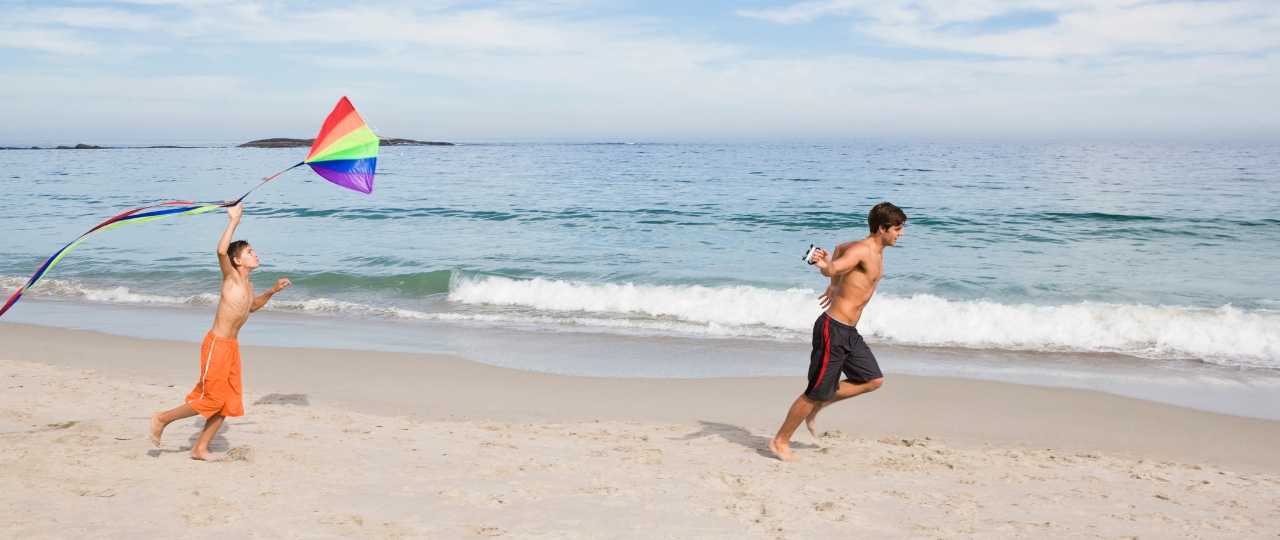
left=840, top=238, right=874, bottom=254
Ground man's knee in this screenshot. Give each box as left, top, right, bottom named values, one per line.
left=864, top=378, right=884, bottom=392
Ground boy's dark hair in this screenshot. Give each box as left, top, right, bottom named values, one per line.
left=227, top=240, right=250, bottom=268
left=868, top=202, right=907, bottom=233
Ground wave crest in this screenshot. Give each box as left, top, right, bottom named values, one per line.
left=8, top=274, right=1279, bottom=368
left=1, top=276, right=216, bottom=305
left=449, top=275, right=1280, bottom=367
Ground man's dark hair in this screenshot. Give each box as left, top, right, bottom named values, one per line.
left=868, top=202, right=907, bottom=233
left=227, top=240, right=250, bottom=268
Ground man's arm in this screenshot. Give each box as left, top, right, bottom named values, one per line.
left=250, top=278, right=291, bottom=313
left=217, top=203, right=243, bottom=277
left=814, top=245, right=863, bottom=278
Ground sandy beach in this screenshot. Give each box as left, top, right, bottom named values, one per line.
left=3, top=321, right=1279, bottom=538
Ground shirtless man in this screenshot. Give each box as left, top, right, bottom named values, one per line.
left=769, top=202, right=906, bottom=462
left=148, top=203, right=290, bottom=460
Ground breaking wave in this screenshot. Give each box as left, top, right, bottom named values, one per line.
left=449, top=275, right=1280, bottom=368
left=7, top=274, right=1279, bottom=368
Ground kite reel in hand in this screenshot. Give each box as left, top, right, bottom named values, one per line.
left=803, top=244, right=822, bottom=265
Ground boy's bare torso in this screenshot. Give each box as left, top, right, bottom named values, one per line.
left=211, top=274, right=254, bottom=339
left=824, top=238, right=884, bottom=326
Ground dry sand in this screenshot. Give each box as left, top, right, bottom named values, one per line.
left=2, top=322, right=1279, bottom=538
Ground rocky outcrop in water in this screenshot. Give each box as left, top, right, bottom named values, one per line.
left=239, top=137, right=453, bottom=148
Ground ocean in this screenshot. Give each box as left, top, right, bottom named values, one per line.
left=3, top=141, right=1279, bottom=418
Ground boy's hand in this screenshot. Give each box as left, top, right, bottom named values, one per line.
left=271, top=278, right=291, bottom=293
left=227, top=202, right=243, bottom=220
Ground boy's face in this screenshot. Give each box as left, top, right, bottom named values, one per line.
left=878, top=224, right=905, bottom=246
left=235, top=245, right=260, bottom=270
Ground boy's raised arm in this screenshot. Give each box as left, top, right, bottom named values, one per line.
left=217, top=203, right=243, bottom=277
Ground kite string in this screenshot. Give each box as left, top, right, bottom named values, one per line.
left=0, top=162, right=307, bottom=318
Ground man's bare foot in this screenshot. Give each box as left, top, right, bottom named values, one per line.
left=768, top=437, right=800, bottom=462
left=805, top=403, right=826, bottom=438
left=190, top=447, right=217, bottom=461
left=148, top=413, right=165, bottom=447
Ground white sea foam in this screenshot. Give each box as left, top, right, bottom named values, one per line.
left=861, top=295, right=1280, bottom=366
left=449, top=275, right=1280, bottom=367
left=448, top=276, right=817, bottom=330
left=8, top=274, right=1280, bottom=368
left=2, top=276, right=217, bottom=305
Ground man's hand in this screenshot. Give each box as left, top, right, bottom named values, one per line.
left=271, top=278, right=291, bottom=293
left=227, top=202, right=243, bottom=220
left=812, top=248, right=831, bottom=270
left=818, top=284, right=835, bottom=310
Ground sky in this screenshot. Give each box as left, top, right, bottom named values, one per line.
left=1, top=0, right=1278, bottom=141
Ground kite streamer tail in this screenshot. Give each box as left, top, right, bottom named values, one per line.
left=0, top=289, right=22, bottom=317
left=0, top=162, right=305, bottom=319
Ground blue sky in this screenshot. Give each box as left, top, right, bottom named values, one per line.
left=1, top=0, right=1278, bottom=141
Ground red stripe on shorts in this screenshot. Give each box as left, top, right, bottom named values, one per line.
left=811, top=314, right=831, bottom=393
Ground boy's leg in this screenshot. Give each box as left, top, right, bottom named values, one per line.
left=149, top=403, right=200, bottom=447
left=191, top=413, right=225, bottom=461
left=769, top=394, right=819, bottom=462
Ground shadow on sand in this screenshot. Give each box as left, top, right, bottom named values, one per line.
left=675, top=421, right=819, bottom=458
left=146, top=417, right=234, bottom=458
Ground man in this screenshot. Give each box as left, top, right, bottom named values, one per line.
left=769, top=202, right=906, bottom=462
left=148, top=203, right=290, bottom=460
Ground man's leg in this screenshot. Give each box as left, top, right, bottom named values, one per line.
left=191, top=413, right=225, bottom=461
left=149, top=403, right=200, bottom=447
left=805, top=377, right=883, bottom=436
left=769, top=394, right=820, bottom=462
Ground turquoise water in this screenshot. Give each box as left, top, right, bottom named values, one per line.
left=2, top=141, right=1279, bottom=371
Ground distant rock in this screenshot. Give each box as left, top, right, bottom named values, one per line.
left=239, top=138, right=313, bottom=148
left=379, top=138, right=454, bottom=146
left=239, top=137, right=453, bottom=148
left=52, top=144, right=102, bottom=149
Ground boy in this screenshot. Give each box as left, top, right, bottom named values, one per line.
left=769, top=202, right=906, bottom=462
left=148, top=203, right=290, bottom=460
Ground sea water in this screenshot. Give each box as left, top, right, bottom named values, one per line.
left=2, top=142, right=1278, bottom=417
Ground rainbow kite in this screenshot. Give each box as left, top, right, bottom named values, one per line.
left=0, top=97, right=378, bottom=318
left=306, top=97, right=379, bottom=194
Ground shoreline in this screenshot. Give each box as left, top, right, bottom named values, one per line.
left=4, top=321, right=1280, bottom=471
left=7, top=298, right=1280, bottom=422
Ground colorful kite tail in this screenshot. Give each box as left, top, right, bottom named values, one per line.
left=0, top=163, right=304, bottom=319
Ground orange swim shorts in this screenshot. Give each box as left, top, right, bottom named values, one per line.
left=185, top=331, right=244, bottom=418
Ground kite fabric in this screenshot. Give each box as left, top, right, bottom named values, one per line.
left=304, top=96, right=379, bottom=194
left=0, top=97, right=379, bottom=318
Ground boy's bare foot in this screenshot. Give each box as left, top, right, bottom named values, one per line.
left=768, top=437, right=799, bottom=462
left=805, top=403, right=826, bottom=437
left=190, top=448, right=217, bottom=461
left=149, top=413, right=165, bottom=447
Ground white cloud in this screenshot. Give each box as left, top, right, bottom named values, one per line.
left=0, top=1, right=1276, bottom=139
left=0, top=28, right=99, bottom=54
left=739, top=0, right=1280, bottom=59
left=737, top=0, right=864, bottom=25
left=20, top=8, right=163, bottom=30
